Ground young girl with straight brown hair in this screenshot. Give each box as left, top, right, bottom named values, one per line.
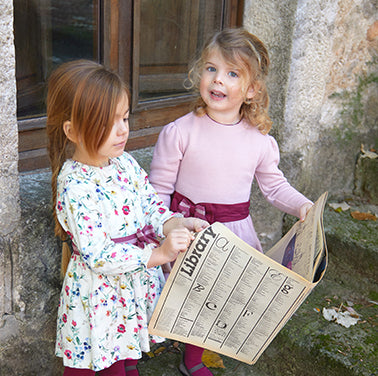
left=46, top=59, right=208, bottom=376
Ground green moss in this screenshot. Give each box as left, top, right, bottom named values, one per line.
left=330, top=57, right=378, bottom=146
left=368, top=290, right=378, bottom=301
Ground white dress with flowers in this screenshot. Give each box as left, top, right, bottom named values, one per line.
left=55, top=152, right=175, bottom=371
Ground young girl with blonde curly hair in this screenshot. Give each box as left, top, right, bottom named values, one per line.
left=46, top=59, right=208, bottom=376
left=149, top=28, right=313, bottom=376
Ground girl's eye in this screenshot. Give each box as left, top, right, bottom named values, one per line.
left=123, top=118, right=129, bottom=123
left=229, top=71, right=238, bottom=78
left=206, top=66, right=216, bottom=72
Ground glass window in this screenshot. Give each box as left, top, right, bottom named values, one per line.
left=14, top=0, right=243, bottom=171
left=14, top=0, right=99, bottom=119
left=134, top=0, right=223, bottom=105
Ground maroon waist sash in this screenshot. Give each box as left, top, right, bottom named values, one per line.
left=170, top=191, right=250, bottom=224
left=72, top=224, right=159, bottom=256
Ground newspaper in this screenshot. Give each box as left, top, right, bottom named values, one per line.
left=149, top=192, right=328, bottom=365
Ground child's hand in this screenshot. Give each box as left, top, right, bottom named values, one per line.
left=147, top=228, right=193, bottom=268
left=163, top=217, right=209, bottom=236
left=182, top=217, right=209, bottom=232
left=299, top=202, right=313, bottom=222
left=163, top=228, right=193, bottom=259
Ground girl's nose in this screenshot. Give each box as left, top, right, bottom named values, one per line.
left=213, top=75, right=223, bottom=85
left=118, top=120, right=128, bottom=134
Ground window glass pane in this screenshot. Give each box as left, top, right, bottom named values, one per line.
left=138, top=0, right=223, bottom=102
left=14, top=0, right=98, bottom=119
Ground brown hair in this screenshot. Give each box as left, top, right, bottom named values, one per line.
left=188, top=28, right=272, bottom=134
left=46, top=59, right=130, bottom=276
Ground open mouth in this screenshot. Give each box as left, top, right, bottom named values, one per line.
left=210, top=90, right=226, bottom=99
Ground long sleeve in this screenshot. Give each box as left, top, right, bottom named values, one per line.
left=57, top=183, right=153, bottom=276
left=56, top=154, right=176, bottom=276
left=255, top=136, right=312, bottom=217
left=149, top=113, right=312, bottom=218
left=149, top=121, right=183, bottom=207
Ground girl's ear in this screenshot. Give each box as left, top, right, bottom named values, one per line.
left=246, top=83, right=259, bottom=101
left=63, top=121, right=78, bottom=143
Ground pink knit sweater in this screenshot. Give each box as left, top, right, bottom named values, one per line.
left=149, top=112, right=311, bottom=251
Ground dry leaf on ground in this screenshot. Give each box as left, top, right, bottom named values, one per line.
left=350, top=211, right=377, bottom=221
left=202, top=349, right=225, bottom=369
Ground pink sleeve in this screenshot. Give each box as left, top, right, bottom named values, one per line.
left=255, top=136, right=312, bottom=217
left=149, top=122, right=183, bottom=208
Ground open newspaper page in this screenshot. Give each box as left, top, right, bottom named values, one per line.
left=265, top=192, right=328, bottom=281
left=149, top=192, right=328, bottom=365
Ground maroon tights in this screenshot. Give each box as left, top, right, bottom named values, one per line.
left=184, top=344, right=213, bottom=375
left=63, top=359, right=138, bottom=376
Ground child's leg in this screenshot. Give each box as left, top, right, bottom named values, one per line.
left=124, top=359, right=139, bottom=376
left=98, top=360, right=126, bottom=376
left=63, top=367, right=95, bottom=376
left=180, top=343, right=213, bottom=376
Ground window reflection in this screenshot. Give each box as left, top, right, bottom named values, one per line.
left=14, top=0, right=225, bottom=117
left=14, top=0, right=98, bottom=118
left=137, top=0, right=222, bottom=102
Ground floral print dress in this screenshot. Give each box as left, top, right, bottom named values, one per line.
left=55, top=152, right=176, bottom=371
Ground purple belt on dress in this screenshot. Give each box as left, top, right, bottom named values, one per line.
left=72, top=224, right=159, bottom=255
left=170, top=191, right=250, bottom=224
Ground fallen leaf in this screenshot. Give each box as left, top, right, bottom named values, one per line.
left=145, top=351, right=154, bottom=358
left=345, top=306, right=360, bottom=318
left=322, top=307, right=361, bottom=328
left=154, top=346, right=166, bottom=355
left=202, top=349, right=225, bottom=369
left=329, top=202, right=351, bottom=212
left=351, top=211, right=377, bottom=221
left=361, top=149, right=378, bottom=159
left=360, top=144, right=378, bottom=158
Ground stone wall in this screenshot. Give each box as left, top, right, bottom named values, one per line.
left=0, top=0, right=377, bottom=375
left=244, top=0, right=378, bottom=248
left=1, top=170, right=62, bottom=375
left=281, top=0, right=377, bottom=197
left=0, top=0, right=23, bottom=372
left=243, top=0, right=301, bottom=248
